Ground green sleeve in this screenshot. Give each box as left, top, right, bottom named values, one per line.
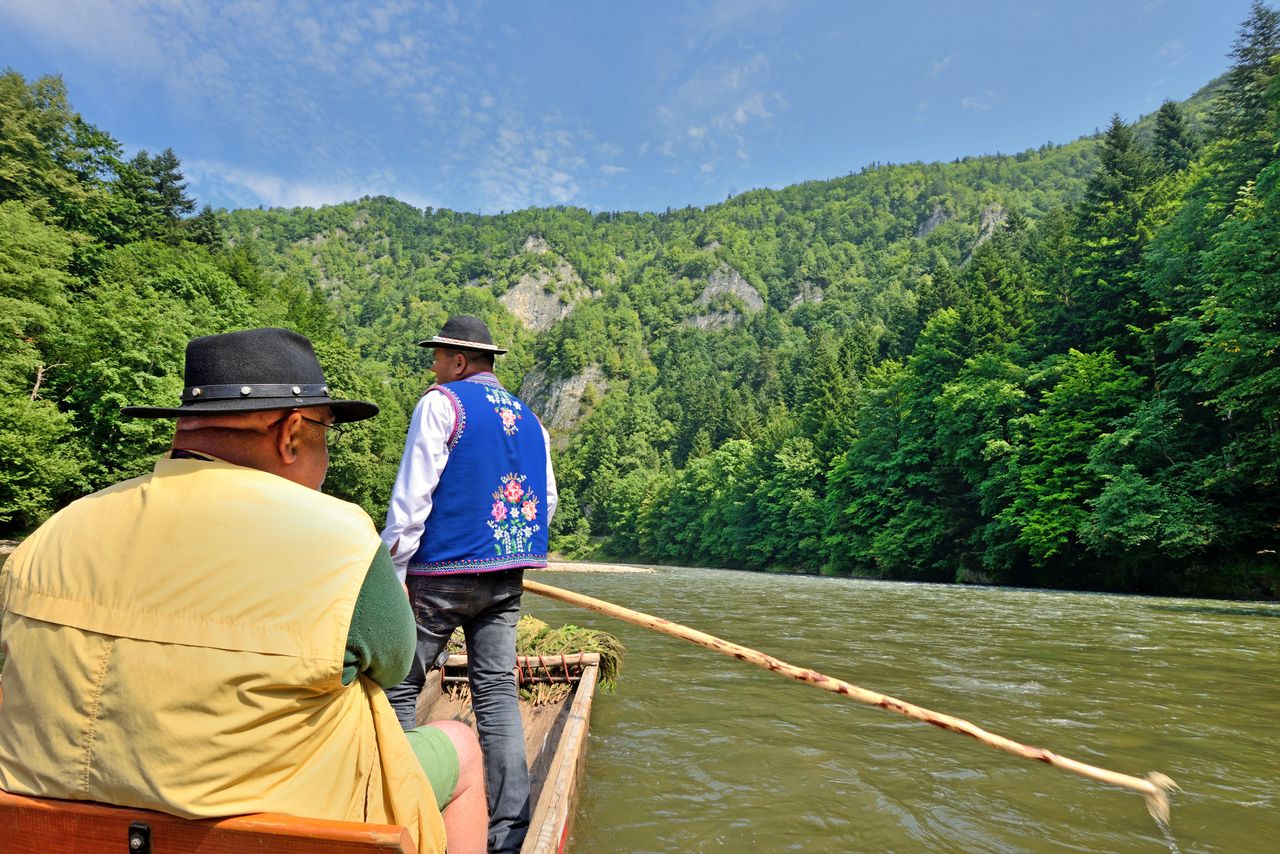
left=343, top=544, right=416, bottom=687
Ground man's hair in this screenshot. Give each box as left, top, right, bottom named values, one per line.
left=467, top=351, right=495, bottom=370
left=441, top=348, right=495, bottom=371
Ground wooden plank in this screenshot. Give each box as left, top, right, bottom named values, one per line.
left=0, top=790, right=415, bottom=853
left=444, top=653, right=601, bottom=670
left=523, top=662, right=598, bottom=854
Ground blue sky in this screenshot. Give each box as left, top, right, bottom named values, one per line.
left=0, top=0, right=1258, bottom=215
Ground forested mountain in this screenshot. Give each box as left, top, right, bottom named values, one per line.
left=4, top=4, right=1278, bottom=598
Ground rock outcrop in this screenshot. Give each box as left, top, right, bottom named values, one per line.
left=501, top=266, right=579, bottom=332
left=916, top=203, right=948, bottom=238
left=523, top=235, right=551, bottom=254
left=501, top=237, right=598, bottom=332
left=519, top=363, right=607, bottom=440
left=685, top=263, right=764, bottom=329
left=976, top=203, right=1008, bottom=244
left=701, top=264, right=764, bottom=311
left=789, top=280, right=824, bottom=309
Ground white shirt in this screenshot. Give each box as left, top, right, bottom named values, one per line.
left=382, top=386, right=557, bottom=582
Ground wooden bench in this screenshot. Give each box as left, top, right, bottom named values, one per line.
left=0, top=789, right=415, bottom=853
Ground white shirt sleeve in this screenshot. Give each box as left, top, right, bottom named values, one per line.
left=543, top=423, right=558, bottom=527
left=382, top=390, right=456, bottom=582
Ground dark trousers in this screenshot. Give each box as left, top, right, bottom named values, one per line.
left=385, top=569, right=530, bottom=854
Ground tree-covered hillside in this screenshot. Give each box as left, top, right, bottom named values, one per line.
left=4, top=3, right=1278, bottom=598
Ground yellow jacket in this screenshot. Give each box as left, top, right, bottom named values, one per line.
left=0, top=455, right=445, bottom=853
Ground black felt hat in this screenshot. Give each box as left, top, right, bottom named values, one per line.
left=120, top=327, right=379, bottom=423
left=418, top=315, right=507, bottom=355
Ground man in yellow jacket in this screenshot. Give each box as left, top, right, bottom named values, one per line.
left=0, top=327, right=485, bottom=854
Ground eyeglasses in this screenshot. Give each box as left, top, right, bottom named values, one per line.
left=299, top=414, right=346, bottom=447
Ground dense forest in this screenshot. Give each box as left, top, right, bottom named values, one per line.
left=3, top=3, right=1278, bottom=598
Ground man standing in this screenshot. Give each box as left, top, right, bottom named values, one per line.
left=383, top=315, right=556, bottom=854
left=0, top=328, right=485, bottom=854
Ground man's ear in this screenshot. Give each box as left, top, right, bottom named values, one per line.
left=276, top=411, right=304, bottom=464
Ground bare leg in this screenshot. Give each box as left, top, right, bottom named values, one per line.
left=430, top=720, right=488, bottom=854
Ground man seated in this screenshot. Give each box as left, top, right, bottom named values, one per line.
left=0, top=327, right=485, bottom=854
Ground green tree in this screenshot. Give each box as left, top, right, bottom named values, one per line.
left=0, top=71, right=121, bottom=239
left=116, top=147, right=197, bottom=242
left=1067, top=114, right=1152, bottom=355
left=1151, top=100, right=1200, bottom=175
left=0, top=201, right=89, bottom=530
left=998, top=350, right=1144, bottom=580
left=1188, top=159, right=1280, bottom=535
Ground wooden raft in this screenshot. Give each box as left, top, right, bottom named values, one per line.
left=0, top=654, right=600, bottom=854
left=418, top=653, right=600, bottom=854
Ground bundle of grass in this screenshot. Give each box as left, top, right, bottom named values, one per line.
left=442, top=615, right=623, bottom=705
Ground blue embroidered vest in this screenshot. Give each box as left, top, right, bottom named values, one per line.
left=408, top=373, right=549, bottom=575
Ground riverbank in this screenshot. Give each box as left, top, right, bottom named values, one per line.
left=574, top=550, right=1280, bottom=601
left=541, top=559, right=656, bottom=573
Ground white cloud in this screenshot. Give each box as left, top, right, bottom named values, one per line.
left=733, top=93, right=770, bottom=124
left=678, top=0, right=796, bottom=49
left=1, top=0, right=176, bottom=81
left=961, top=90, right=996, bottom=111
left=185, top=159, right=436, bottom=210
left=653, top=52, right=785, bottom=178
left=1154, top=40, right=1186, bottom=66
left=1, top=0, right=482, bottom=163
left=930, top=54, right=954, bottom=78
left=469, top=112, right=593, bottom=211
left=0, top=0, right=779, bottom=209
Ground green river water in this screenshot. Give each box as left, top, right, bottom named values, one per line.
left=523, top=565, right=1280, bottom=853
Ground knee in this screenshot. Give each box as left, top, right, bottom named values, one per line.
left=430, top=719, right=484, bottom=788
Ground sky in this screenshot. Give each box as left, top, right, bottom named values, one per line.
left=0, top=0, right=1260, bottom=215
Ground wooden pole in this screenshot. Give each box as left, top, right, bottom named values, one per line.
left=523, top=578, right=1178, bottom=825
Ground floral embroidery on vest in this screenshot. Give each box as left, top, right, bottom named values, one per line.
left=485, top=386, right=524, bottom=436
left=488, top=472, right=540, bottom=554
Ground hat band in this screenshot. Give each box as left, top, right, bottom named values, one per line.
left=182, top=382, right=330, bottom=403
left=430, top=335, right=496, bottom=350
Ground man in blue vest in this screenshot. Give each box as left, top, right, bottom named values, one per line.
left=382, top=315, right=556, bottom=854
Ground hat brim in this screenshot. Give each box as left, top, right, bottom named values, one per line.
left=121, top=397, right=379, bottom=423
left=418, top=336, right=507, bottom=355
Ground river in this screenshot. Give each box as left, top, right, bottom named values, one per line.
left=523, top=565, right=1280, bottom=853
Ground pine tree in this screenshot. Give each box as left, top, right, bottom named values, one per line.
left=1067, top=114, right=1152, bottom=354
left=1210, top=0, right=1280, bottom=143
left=1203, top=0, right=1280, bottom=212
left=187, top=204, right=225, bottom=249
left=117, top=147, right=197, bottom=242
left=1151, top=100, right=1199, bottom=174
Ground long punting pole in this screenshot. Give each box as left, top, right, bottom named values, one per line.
left=523, top=578, right=1178, bottom=826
